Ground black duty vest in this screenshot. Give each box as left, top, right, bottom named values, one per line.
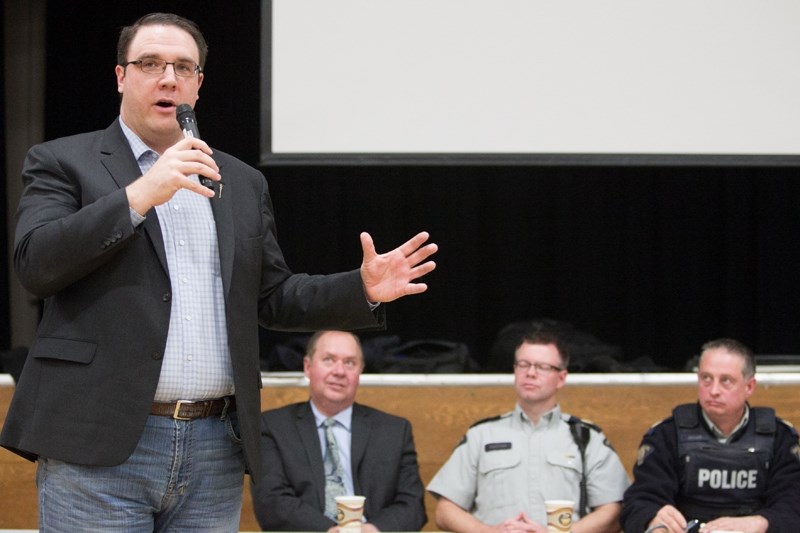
left=674, top=403, right=774, bottom=522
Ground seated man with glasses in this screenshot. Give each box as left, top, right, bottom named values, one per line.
left=427, top=321, right=629, bottom=533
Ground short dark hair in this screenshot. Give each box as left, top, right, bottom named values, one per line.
left=701, top=337, right=755, bottom=378
left=117, top=13, right=208, bottom=68
left=516, top=320, right=570, bottom=369
left=305, top=330, right=363, bottom=361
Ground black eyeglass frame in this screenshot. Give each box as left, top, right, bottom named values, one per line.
left=512, top=360, right=565, bottom=373
left=123, top=58, right=203, bottom=77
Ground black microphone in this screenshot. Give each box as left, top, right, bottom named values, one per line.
left=176, top=104, right=215, bottom=191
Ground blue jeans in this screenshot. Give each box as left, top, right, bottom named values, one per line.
left=36, top=411, right=245, bottom=532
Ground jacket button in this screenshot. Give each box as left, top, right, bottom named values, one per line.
left=151, top=351, right=163, bottom=360
left=162, top=292, right=171, bottom=302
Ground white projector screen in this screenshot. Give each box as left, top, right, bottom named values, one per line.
left=261, top=0, right=800, bottom=165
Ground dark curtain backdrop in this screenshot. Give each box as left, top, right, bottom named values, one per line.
left=1, top=4, right=8, bottom=350
left=38, top=1, right=800, bottom=369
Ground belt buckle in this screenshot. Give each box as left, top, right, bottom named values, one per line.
left=173, top=400, right=195, bottom=420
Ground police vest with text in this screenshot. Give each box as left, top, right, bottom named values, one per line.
left=675, top=403, right=774, bottom=519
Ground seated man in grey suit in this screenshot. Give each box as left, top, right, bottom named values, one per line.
left=252, top=330, right=427, bottom=532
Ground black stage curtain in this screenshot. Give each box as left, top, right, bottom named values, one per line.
left=263, top=165, right=800, bottom=370
left=1, top=4, right=9, bottom=351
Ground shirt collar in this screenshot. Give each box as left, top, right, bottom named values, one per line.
left=118, top=116, right=155, bottom=161
left=516, top=403, right=561, bottom=429
left=702, top=403, right=750, bottom=443
left=310, top=401, right=354, bottom=432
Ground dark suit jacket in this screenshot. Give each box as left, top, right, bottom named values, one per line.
left=0, top=119, right=383, bottom=481
left=252, top=401, right=427, bottom=531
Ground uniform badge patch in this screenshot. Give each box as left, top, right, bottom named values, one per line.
left=636, top=444, right=654, bottom=466
left=485, top=442, right=512, bottom=452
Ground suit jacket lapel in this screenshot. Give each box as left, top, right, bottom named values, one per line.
left=350, top=403, right=370, bottom=495
left=296, top=402, right=327, bottom=507
left=208, top=160, right=234, bottom=296
left=99, top=120, right=169, bottom=273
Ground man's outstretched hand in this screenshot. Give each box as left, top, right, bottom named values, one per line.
left=360, top=231, right=438, bottom=303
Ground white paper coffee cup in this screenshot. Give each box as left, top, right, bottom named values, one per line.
left=335, top=495, right=366, bottom=532
left=544, top=500, right=574, bottom=532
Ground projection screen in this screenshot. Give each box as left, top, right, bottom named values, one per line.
left=261, top=0, right=800, bottom=165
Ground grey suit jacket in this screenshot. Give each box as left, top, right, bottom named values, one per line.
left=252, top=401, right=427, bottom=531
left=0, top=119, right=383, bottom=480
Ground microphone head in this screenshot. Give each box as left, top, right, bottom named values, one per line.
left=176, top=103, right=195, bottom=123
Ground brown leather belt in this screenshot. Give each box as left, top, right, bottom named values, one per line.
left=150, top=396, right=236, bottom=420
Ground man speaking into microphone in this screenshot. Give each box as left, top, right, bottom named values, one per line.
left=1, top=12, right=437, bottom=532
left=621, top=338, right=800, bottom=533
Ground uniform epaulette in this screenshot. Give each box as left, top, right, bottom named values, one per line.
left=645, top=414, right=675, bottom=434
left=777, top=416, right=798, bottom=436
left=454, top=413, right=508, bottom=449
left=564, top=414, right=603, bottom=434
left=469, top=413, right=506, bottom=429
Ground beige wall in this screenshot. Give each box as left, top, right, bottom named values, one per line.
left=3, top=376, right=800, bottom=530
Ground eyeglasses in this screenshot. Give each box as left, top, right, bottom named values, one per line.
left=513, top=360, right=564, bottom=374
left=124, top=58, right=202, bottom=77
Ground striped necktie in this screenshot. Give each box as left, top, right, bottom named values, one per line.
left=323, top=418, right=347, bottom=520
